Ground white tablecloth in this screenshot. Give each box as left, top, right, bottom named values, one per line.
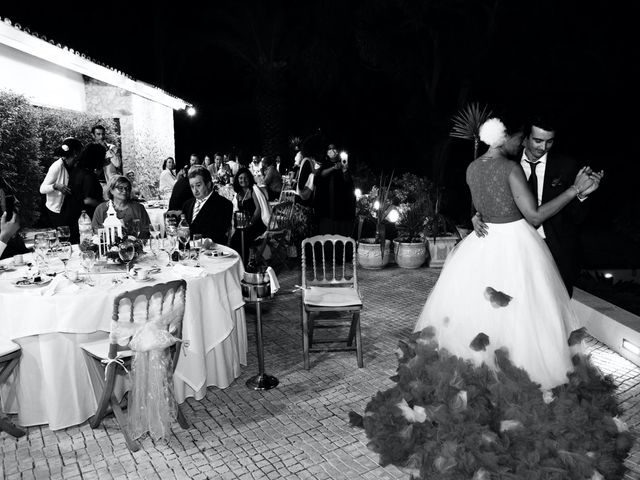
left=0, top=246, right=246, bottom=430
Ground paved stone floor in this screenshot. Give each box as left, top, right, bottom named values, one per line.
left=2, top=264, right=640, bottom=479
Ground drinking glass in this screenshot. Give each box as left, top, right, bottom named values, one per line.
left=56, top=242, right=72, bottom=277
left=177, top=227, right=190, bottom=259
left=34, top=233, right=49, bottom=271
left=191, top=233, right=203, bottom=265
left=57, top=226, right=71, bottom=243
left=160, top=236, right=175, bottom=267
left=80, top=250, right=96, bottom=283
left=47, top=229, right=58, bottom=249
left=118, top=240, right=136, bottom=274
left=150, top=223, right=162, bottom=240
left=131, top=219, right=141, bottom=239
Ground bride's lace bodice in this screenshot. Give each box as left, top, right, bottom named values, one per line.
left=466, top=157, right=522, bottom=222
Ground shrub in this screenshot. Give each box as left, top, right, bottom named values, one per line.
left=0, top=91, right=43, bottom=226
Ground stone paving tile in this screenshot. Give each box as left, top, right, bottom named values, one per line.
left=2, top=264, right=640, bottom=478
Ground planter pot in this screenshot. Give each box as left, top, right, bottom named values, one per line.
left=393, top=240, right=428, bottom=269
left=427, top=236, right=459, bottom=267
left=357, top=239, right=391, bottom=270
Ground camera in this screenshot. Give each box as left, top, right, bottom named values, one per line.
left=340, top=151, right=348, bottom=167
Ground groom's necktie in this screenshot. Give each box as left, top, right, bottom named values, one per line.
left=526, top=161, right=540, bottom=202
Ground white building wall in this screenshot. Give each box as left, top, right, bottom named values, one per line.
left=0, top=43, right=86, bottom=111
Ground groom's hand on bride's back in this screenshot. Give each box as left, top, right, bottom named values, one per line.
left=472, top=212, right=488, bottom=237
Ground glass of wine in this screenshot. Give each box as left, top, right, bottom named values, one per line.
left=80, top=250, right=96, bottom=283
left=46, top=229, right=58, bottom=249
left=56, top=242, right=72, bottom=277
left=177, top=227, right=190, bottom=262
left=118, top=240, right=136, bottom=275
left=57, top=226, right=71, bottom=244
left=191, top=233, right=202, bottom=266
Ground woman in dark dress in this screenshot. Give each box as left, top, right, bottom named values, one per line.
left=62, top=143, right=105, bottom=243
left=229, top=168, right=270, bottom=260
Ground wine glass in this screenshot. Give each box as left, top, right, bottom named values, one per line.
left=177, top=227, right=190, bottom=260
left=191, top=233, right=203, bottom=266
left=57, top=226, right=71, bottom=243
left=118, top=240, right=136, bottom=275
left=56, top=242, right=72, bottom=277
left=34, top=233, right=49, bottom=271
left=46, top=229, right=58, bottom=249
left=80, top=250, right=96, bottom=283
left=131, top=219, right=141, bottom=239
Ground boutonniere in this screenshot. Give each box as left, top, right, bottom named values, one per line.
left=551, top=177, right=564, bottom=187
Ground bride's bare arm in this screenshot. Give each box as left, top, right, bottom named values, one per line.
left=509, top=164, right=591, bottom=227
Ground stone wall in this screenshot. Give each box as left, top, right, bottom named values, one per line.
left=84, top=78, right=176, bottom=197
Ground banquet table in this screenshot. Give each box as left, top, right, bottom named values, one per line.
left=0, top=246, right=246, bottom=430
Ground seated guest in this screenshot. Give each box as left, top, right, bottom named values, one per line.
left=181, top=166, right=233, bottom=245
left=261, top=155, right=283, bottom=201
left=39, top=137, right=83, bottom=227
left=230, top=168, right=271, bottom=260
left=159, top=157, right=177, bottom=196
left=62, top=143, right=105, bottom=243
left=92, top=175, right=151, bottom=239
left=125, top=170, right=144, bottom=200
left=169, top=157, right=203, bottom=211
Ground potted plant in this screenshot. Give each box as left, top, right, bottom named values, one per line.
left=355, top=173, right=394, bottom=269
left=393, top=195, right=430, bottom=269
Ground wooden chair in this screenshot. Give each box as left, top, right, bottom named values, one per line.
left=0, top=339, right=25, bottom=438
left=300, top=235, right=363, bottom=369
left=80, top=280, right=188, bottom=451
left=255, top=200, right=296, bottom=270
left=278, top=189, right=297, bottom=204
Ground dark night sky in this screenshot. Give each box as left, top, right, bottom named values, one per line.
left=1, top=1, right=636, bottom=226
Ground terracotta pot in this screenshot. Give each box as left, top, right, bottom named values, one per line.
left=357, top=239, right=391, bottom=270
left=393, top=240, right=427, bottom=269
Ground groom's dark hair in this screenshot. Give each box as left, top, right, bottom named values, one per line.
left=525, top=114, right=557, bottom=137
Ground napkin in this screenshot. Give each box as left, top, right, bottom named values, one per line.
left=266, top=266, right=280, bottom=294
left=172, top=264, right=208, bottom=278
left=41, top=275, right=81, bottom=296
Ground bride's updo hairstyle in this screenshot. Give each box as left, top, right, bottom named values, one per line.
left=479, top=110, right=525, bottom=149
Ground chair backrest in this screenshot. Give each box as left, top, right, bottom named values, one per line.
left=108, top=280, right=187, bottom=360
left=301, top=235, right=357, bottom=289
left=278, top=189, right=297, bottom=204
left=267, top=201, right=295, bottom=232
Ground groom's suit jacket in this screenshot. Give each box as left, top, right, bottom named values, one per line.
left=539, top=152, right=590, bottom=297
left=182, top=192, right=233, bottom=245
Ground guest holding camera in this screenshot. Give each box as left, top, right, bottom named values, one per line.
left=314, top=144, right=355, bottom=236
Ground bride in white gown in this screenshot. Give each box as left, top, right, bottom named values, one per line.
left=414, top=117, right=602, bottom=390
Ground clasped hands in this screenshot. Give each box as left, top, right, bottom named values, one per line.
left=573, top=166, right=604, bottom=198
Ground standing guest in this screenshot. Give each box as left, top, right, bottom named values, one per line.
left=169, top=157, right=203, bottom=211
left=63, top=143, right=105, bottom=243
left=314, top=144, right=355, bottom=236
left=181, top=166, right=233, bottom=245
left=92, top=175, right=151, bottom=239
left=39, top=137, right=83, bottom=227
left=473, top=114, right=593, bottom=297
left=159, top=157, right=177, bottom=196
left=230, top=168, right=271, bottom=259
left=91, top=124, right=120, bottom=183
left=261, top=155, right=283, bottom=201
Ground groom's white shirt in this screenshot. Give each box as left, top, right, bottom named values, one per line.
left=521, top=152, right=548, bottom=238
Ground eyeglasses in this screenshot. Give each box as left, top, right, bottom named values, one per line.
left=114, top=185, right=131, bottom=192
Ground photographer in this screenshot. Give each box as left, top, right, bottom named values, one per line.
left=314, top=144, right=355, bottom=236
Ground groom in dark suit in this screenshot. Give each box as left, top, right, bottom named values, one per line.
left=472, top=115, right=603, bottom=297
left=182, top=166, right=232, bottom=245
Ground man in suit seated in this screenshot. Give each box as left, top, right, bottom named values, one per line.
left=181, top=166, right=232, bottom=245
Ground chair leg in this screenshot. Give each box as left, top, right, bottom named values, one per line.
left=111, top=394, right=140, bottom=452
left=90, top=362, right=118, bottom=429
left=302, top=307, right=311, bottom=370
left=0, top=414, right=25, bottom=438
left=347, top=312, right=357, bottom=347
left=354, top=312, right=363, bottom=368
left=176, top=405, right=189, bottom=429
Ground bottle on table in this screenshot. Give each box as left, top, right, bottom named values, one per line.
left=177, top=214, right=191, bottom=258
left=78, top=210, right=93, bottom=251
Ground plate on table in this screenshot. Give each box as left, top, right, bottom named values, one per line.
left=133, top=276, right=156, bottom=283
left=0, top=265, right=16, bottom=273
left=204, top=250, right=233, bottom=258
left=12, top=275, right=54, bottom=288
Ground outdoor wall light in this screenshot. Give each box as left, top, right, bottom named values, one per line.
left=387, top=209, right=399, bottom=223
left=373, top=200, right=380, bottom=210
left=186, top=106, right=196, bottom=116
left=604, top=273, right=613, bottom=279
left=354, top=188, right=362, bottom=199
left=622, top=339, right=640, bottom=356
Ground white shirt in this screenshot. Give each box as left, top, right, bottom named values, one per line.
left=39, top=158, right=69, bottom=214
left=521, top=152, right=547, bottom=238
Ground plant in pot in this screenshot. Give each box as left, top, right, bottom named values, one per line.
left=393, top=194, right=431, bottom=269
left=355, top=173, right=395, bottom=269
